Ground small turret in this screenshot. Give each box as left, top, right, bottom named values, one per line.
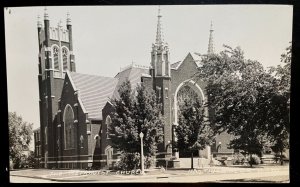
left=207, top=21, right=215, bottom=55
left=37, top=15, right=42, bottom=28
left=66, top=12, right=73, bottom=51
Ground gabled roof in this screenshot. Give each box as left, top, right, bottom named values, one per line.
left=112, top=64, right=150, bottom=99
left=171, top=52, right=203, bottom=70
left=68, top=72, right=118, bottom=120
left=170, top=61, right=181, bottom=69
left=33, top=127, right=40, bottom=132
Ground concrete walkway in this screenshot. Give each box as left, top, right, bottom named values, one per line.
left=10, top=164, right=289, bottom=183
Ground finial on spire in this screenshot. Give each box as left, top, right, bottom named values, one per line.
left=210, top=21, right=214, bottom=31
left=67, top=12, right=72, bottom=25
left=158, top=5, right=161, bottom=17
left=207, top=21, right=215, bottom=55
left=44, top=7, right=49, bottom=20
left=37, top=14, right=42, bottom=28
left=58, top=19, right=63, bottom=28
left=155, top=6, right=164, bottom=45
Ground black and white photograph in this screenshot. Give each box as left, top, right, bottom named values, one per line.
left=4, top=5, right=292, bottom=183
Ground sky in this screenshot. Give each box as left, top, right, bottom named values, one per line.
left=4, top=5, right=292, bottom=149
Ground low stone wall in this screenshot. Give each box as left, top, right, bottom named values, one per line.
left=179, top=158, right=212, bottom=168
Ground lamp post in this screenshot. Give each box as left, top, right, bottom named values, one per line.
left=139, top=132, right=145, bottom=175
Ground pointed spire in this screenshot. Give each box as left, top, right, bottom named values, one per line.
left=37, top=14, right=42, bottom=28
left=155, top=6, right=164, bottom=45
left=58, top=19, right=63, bottom=28
left=44, top=7, right=49, bottom=20
left=67, top=12, right=72, bottom=25
left=207, top=21, right=214, bottom=55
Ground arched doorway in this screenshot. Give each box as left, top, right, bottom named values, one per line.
left=105, top=145, right=113, bottom=169
left=173, top=79, right=210, bottom=158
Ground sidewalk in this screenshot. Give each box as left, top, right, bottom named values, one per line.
left=10, top=164, right=289, bottom=183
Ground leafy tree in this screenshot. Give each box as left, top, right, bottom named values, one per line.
left=27, top=151, right=36, bottom=168
left=195, top=45, right=278, bottom=167
left=9, top=112, right=33, bottom=169
left=109, top=81, right=164, bottom=169
left=133, top=83, right=164, bottom=155
left=267, top=44, right=291, bottom=165
left=109, top=81, right=136, bottom=153
left=175, top=97, right=214, bottom=169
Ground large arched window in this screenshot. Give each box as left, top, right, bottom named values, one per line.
left=62, top=47, right=69, bottom=71
left=63, top=104, right=75, bottom=149
left=105, top=115, right=112, bottom=139
left=177, top=85, right=201, bottom=111
left=53, top=46, right=60, bottom=70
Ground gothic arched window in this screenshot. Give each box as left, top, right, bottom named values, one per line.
left=45, top=126, right=48, bottom=145
left=94, top=135, right=100, bottom=148
left=53, top=46, right=59, bottom=70
left=106, top=115, right=112, bottom=139
left=177, top=85, right=201, bottom=112
left=62, top=47, right=69, bottom=70
left=64, top=105, right=75, bottom=149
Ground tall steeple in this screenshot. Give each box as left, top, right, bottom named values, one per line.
left=44, top=7, right=49, bottom=20
left=150, top=6, right=170, bottom=77
left=207, top=21, right=214, bottom=55
left=155, top=6, right=164, bottom=45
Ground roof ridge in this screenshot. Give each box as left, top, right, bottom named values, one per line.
left=70, top=71, right=115, bottom=79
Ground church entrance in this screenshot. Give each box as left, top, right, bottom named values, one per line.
left=105, top=146, right=113, bottom=169
left=173, top=80, right=210, bottom=158
left=44, top=151, right=48, bottom=168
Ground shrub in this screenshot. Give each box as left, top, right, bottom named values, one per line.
left=232, top=153, right=246, bottom=165
left=114, top=152, right=140, bottom=170
left=144, top=156, right=155, bottom=169
left=248, top=155, right=261, bottom=165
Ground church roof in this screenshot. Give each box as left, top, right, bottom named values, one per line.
left=69, top=72, right=118, bottom=120
left=171, top=52, right=203, bottom=70
left=170, top=61, right=181, bottom=69
left=112, top=64, right=150, bottom=99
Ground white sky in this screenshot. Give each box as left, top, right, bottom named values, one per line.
left=5, top=5, right=293, bottom=149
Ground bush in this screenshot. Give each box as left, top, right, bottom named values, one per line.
left=114, top=152, right=140, bottom=170
left=144, top=156, right=155, bottom=169
left=248, top=155, right=261, bottom=165
left=114, top=152, right=156, bottom=170
left=232, top=153, right=246, bottom=165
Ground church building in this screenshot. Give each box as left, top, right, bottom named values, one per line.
left=34, top=8, right=233, bottom=169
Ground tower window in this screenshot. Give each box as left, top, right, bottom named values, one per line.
left=53, top=46, right=59, bottom=70
left=62, top=47, right=69, bottom=70
left=156, top=86, right=161, bottom=101
left=106, top=115, right=112, bottom=139
left=165, top=88, right=169, bottom=98
left=80, top=135, right=84, bottom=148
left=45, top=126, right=48, bottom=145
left=95, top=135, right=100, bottom=148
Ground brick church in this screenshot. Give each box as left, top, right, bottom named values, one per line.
left=33, top=8, right=233, bottom=169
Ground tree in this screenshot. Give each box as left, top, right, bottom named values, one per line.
left=195, top=46, right=278, bottom=167
left=267, top=44, right=291, bottom=165
left=27, top=151, right=36, bottom=168
left=9, top=112, right=33, bottom=169
left=109, top=81, right=164, bottom=169
left=175, top=97, right=214, bottom=169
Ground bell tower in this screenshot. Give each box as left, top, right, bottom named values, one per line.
left=149, top=7, right=172, bottom=155
left=150, top=7, right=170, bottom=77
left=37, top=7, right=76, bottom=168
